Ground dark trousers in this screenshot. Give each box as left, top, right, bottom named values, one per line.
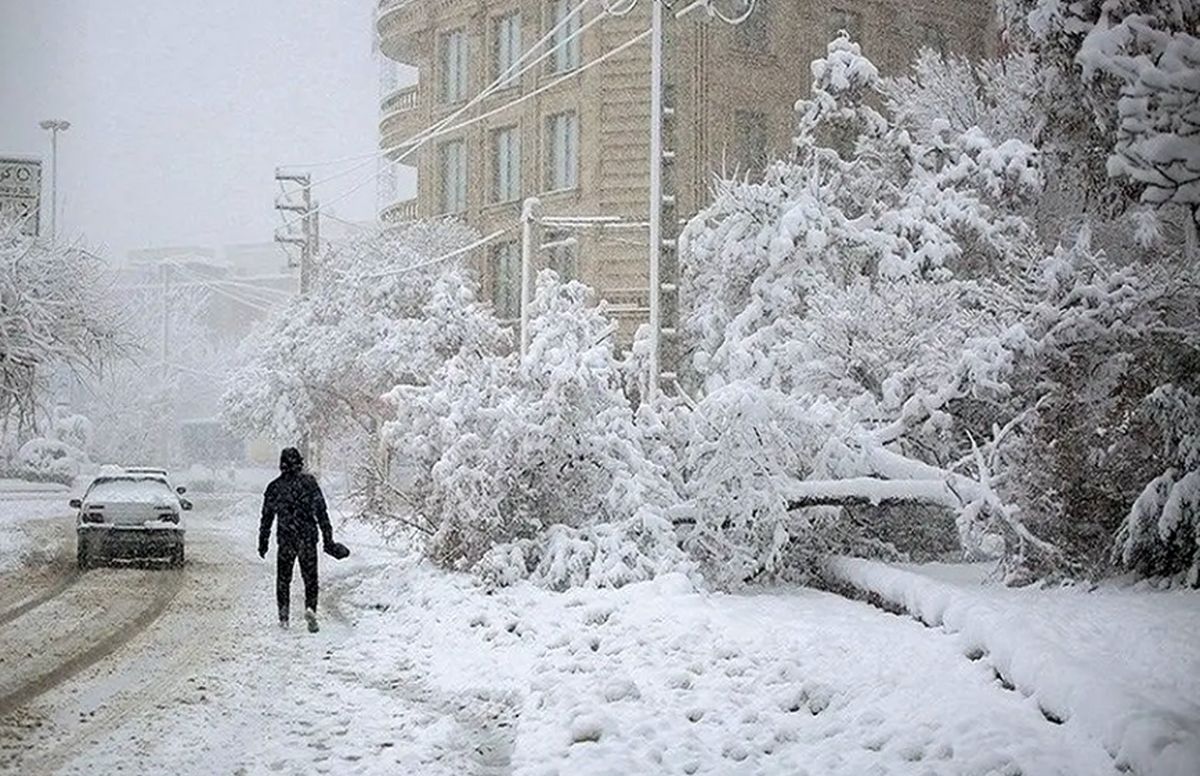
left=276, top=540, right=318, bottom=618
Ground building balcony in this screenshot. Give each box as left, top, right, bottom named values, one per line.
left=381, top=196, right=418, bottom=225
left=376, top=0, right=421, bottom=65
left=380, top=84, right=418, bottom=116
left=379, top=84, right=423, bottom=156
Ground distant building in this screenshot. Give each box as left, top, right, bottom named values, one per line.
left=375, top=0, right=993, bottom=344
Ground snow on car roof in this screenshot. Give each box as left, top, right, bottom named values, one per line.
left=86, top=476, right=176, bottom=504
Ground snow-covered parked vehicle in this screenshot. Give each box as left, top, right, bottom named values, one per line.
left=72, top=475, right=190, bottom=569
left=123, top=466, right=192, bottom=510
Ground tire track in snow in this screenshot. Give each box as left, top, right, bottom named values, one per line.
left=1, top=516, right=259, bottom=775
left=0, top=567, right=80, bottom=629
left=0, top=567, right=184, bottom=718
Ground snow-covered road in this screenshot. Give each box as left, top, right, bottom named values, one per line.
left=0, top=493, right=1178, bottom=775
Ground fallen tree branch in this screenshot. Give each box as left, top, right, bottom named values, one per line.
left=784, top=477, right=960, bottom=511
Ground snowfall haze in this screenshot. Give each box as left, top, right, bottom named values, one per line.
left=0, top=1, right=1197, bottom=775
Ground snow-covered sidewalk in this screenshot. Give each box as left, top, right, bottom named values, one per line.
left=333, top=540, right=1122, bottom=775
left=827, top=557, right=1200, bottom=776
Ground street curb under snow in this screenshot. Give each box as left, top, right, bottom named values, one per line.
left=824, top=557, right=1200, bottom=776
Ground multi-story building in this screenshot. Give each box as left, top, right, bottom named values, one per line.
left=375, top=0, right=992, bottom=341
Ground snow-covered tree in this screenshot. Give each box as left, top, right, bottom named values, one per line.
left=1112, top=385, right=1200, bottom=584
left=222, top=220, right=505, bottom=452
left=0, top=220, right=128, bottom=442
left=999, top=0, right=1200, bottom=231
left=672, top=35, right=1066, bottom=582
left=382, top=271, right=690, bottom=590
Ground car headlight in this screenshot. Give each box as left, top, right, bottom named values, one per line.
left=82, top=512, right=105, bottom=523
left=158, top=512, right=179, bottom=523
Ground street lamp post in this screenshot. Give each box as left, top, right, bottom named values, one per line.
left=38, top=119, right=70, bottom=240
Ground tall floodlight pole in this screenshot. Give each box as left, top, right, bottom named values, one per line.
left=38, top=119, right=71, bottom=240
left=647, top=0, right=665, bottom=400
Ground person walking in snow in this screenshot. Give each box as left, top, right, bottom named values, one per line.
left=259, top=446, right=341, bottom=632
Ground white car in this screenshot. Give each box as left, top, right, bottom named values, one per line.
left=73, top=475, right=189, bottom=569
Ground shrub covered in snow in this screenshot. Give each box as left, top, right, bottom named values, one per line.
left=1113, top=385, right=1200, bottom=584
left=16, top=437, right=86, bottom=480
left=383, top=271, right=692, bottom=589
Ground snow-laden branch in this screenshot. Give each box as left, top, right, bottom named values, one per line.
left=783, top=477, right=960, bottom=510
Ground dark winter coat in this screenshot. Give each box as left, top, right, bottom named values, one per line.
left=259, top=471, right=333, bottom=553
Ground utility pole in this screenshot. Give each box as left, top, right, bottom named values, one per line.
left=274, top=169, right=317, bottom=295
left=519, top=197, right=542, bottom=358
left=274, top=169, right=318, bottom=461
left=161, top=261, right=172, bottom=465
left=38, top=119, right=70, bottom=241
left=647, top=0, right=664, bottom=399
left=646, top=0, right=756, bottom=398
left=647, top=0, right=681, bottom=399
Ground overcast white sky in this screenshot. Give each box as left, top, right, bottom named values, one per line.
left=0, top=0, right=395, bottom=263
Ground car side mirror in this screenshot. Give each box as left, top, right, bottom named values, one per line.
left=176, top=486, right=187, bottom=495
left=180, top=499, right=193, bottom=511
left=69, top=498, right=82, bottom=509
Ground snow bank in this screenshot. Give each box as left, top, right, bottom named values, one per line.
left=826, top=557, right=1200, bottom=776
left=0, top=496, right=72, bottom=573
left=340, top=543, right=1121, bottom=775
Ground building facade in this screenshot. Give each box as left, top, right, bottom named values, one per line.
left=375, top=0, right=993, bottom=340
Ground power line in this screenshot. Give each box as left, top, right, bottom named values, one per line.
left=278, top=0, right=622, bottom=233
left=281, top=0, right=600, bottom=203
left=351, top=228, right=512, bottom=281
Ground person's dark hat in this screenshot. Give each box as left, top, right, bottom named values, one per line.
left=324, top=541, right=350, bottom=560
left=280, top=447, right=304, bottom=473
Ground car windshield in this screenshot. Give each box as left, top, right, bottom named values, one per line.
left=86, top=477, right=175, bottom=504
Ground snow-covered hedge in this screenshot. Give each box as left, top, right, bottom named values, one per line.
left=1113, top=385, right=1200, bottom=585
left=827, top=557, right=1200, bottom=776
left=16, top=437, right=86, bottom=480
left=383, top=271, right=693, bottom=590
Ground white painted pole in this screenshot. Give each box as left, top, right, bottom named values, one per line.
left=647, top=0, right=664, bottom=400
left=39, top=119, right=70, bottom=241
left=520, top=197, right=541, bottom=358
left=49, top=128, right=58, bottom=240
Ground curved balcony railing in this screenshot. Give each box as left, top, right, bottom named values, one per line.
left=376, top=0, right=420, bottom=63
left=381, top=196, right=418, bottom=225
left=380, top=84, right=418, bottom=116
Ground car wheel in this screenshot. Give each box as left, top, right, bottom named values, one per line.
left=77, top=537, right=90, bottom=570
left=170, top=543, right=185, bottom=568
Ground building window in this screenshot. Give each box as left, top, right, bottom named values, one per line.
left=491, top=241, right=521, bottom=320
left=439, top=139, right=467, bottom=214
left=440, top=28, right=468, bottom=104
left=549, top=0, right=582, bottom=74
left=545, top=111, right=579, bottom=191
left=544, top=229, right=577, bottom=281
left=734, top=110, right=769, bottom=177
left=734, top=0, right=768, bottom=50
left=492, top=125, right=521, bottom=203
left=493, top=13, right=522, bottom=88
left=917, top=22, right=947, bottom=54
left=828, top=7, right=863, bottom=43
